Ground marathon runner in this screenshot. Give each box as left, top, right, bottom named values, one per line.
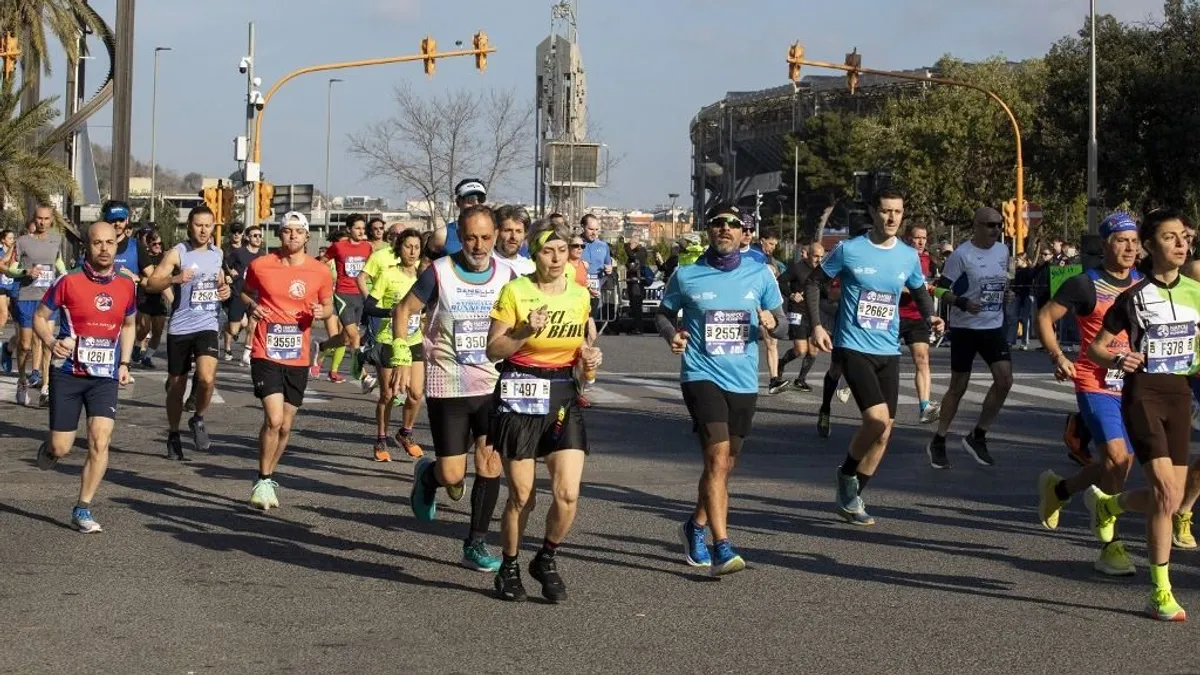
left=143, top=206, right=231, bottom=460
left=494, top=205, right=535, bottom=276
left=1174, top=256, right=1200, bottom=550
left=133, top=231, right=169, bottom=369
left=393, top=205, right=513, bottom=572
left=1083, top=208, right=1200, bottom=621
left=805, top=190, right=943, bottom=525
left=899, top=223, right=941, bottom=423
left=927, top=207, right=1014, bottom=468
left=428, top=179, right=488, bottom=259
left=658, top=204, right=787, bottom=574
left=223, top=224, right=266, bottom=366
left=318, top=214, right=374, bottom=389
left=8, top=204, right=66, bottom=407
left=816, top=222, right=871, bottom=438
left=1035, top=212, right=1140, bottom=577
left=34, top=221, right=137, bottom=533
left=360, top=227, right=426, bottom=462
left=579, top=213, right=613, bottom=318
left=776, top=242, right=825, bottom=392
left=0, top=228, right=17, bottom=373
left=239, top=212, right=334, bottom=510
left=486, top=223, right=601, bottom=602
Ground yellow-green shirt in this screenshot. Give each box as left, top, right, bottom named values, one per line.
left=371, top=264, right=422, bottom=346
left=362, top=247, right=398, bottom=292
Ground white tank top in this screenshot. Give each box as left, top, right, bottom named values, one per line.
left=423, top=255, right=513, bottom=399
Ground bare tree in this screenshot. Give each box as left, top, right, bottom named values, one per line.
left=348, top=84, right=534, bottom=225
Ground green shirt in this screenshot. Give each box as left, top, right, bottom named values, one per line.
left=371, top=264, right=422, bottom=346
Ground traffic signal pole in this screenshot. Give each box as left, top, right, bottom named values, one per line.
left=786, top=43, right=1025, bottom=253
left=243, top=33, right=495, bottom=245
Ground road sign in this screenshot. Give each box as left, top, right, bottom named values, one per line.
left=1023, top=201, right=1043, bottom=227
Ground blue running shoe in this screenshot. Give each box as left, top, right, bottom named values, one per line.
left=28, top=369, right=42, bottom=388
left=410, top=458, right=437, bottom=521
left=710, top=539, right=745, bottom=576
left=71, top=507, right=102, bottom=533
left=679, top=519, right=711, bottom=567
left=836, top=470, right=875, bottom=526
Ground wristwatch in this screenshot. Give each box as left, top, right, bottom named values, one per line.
left=119, top=361, right=131, bottom=367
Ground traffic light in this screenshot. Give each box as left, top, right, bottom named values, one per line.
left=845, top=48, right=862, bottom=95
left=420, top=36, right=436, bottom=76
left=219, top=187, right=236, bottom=225
left=257, top=182, right=274, bottom=223
left=473, top=31, right=488, bottom=73
left=201, top=186, right=221, bottom=222
left=1002, top=198, right=1017, bottom=239
left=787, top=42, right=804, bottom=86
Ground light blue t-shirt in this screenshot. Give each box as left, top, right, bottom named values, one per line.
left=661, top=257, right=784, bottom=394
left=169, top=242, right=225, bottom=335
left=741, top=245, right=769, bottom=266
left=822, top=235, right=926, bottom=356
left=443, top=220, right=462, bottom=255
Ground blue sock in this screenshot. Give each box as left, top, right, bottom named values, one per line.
left=919, top=400, right=930, bottom=413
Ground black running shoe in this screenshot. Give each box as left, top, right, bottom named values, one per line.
left=529, top=554, right=568, bottom=603
left=927, top=436, right=950, bottom=469
left=494, top=562, right=527, bottom=602
left=792, top=378, right=812, bottom=392
left=962, top=434, right=995, bottom=466
left=767, top=377, right=789, bottom=395
left=167, top=433, right=186, bottom=461
left=817, top=409, right=831, bottom=439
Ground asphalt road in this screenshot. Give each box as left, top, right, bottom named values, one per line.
left=2, top=335, right=1199, bottom=675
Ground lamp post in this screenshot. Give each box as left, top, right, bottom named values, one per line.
left=324, top=78, right=343, bottom=214
left=1087, top=0, right=1099, bottom=233
left=668, top=192, right=679, bottom=238
left=148, top=46, right=171, bottom=222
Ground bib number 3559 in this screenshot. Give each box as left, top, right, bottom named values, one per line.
left=265, top=323, right=303, bottom=361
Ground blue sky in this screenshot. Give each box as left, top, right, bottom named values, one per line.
left=43, top=0, right=1164, bottom=210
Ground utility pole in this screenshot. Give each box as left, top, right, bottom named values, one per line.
left=244, top=22, right=258, bottom=228
left=110, top=0, right=135, bottom=203
left=1086, top=0, right=1099, bottom=233
left=324, top=78, right=343, bottom=214
left=148, top=46, right=171, bottom=222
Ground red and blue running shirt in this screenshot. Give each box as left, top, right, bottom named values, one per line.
left=40, top=269, right=137, bottom=379
left=1052, top=267, right=1140, bottom=394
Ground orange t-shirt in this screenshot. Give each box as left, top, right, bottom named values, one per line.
left=570, top=259, right=589, bottom=288
left=244, top=253, right=334, bottom=366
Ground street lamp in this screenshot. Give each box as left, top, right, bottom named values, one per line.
left=324, top=78, right=343, bottom=214
left=149, top=46, right=172, bottom=223
left=668, top=192, right=679, bottom=237
left=1087, top=0, right=1099, bottom=233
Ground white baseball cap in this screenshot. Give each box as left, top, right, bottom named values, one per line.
left=280, top=211, right=309, bottom=231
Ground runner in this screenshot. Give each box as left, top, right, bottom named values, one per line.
left=776, top=242, right=825, bottom=392
left=579, top=213, right=613, bottom=319
left=486, top=222, right=602, bottom=601
left=360, top=227, right=426, bottom=462
left=1034, top=212, right=1140, bottom=576
left=1172, top=257, right=1200, bottom=550
left=805, top=190, right=943, bottom=525
left=311, top=230, right=347, bottom=380
left=1083, top=208, right=1200, bottom=621
left=493, top=205, right=535, bottom=275
left=899, top=223, right=941, bottom=424
left=318, top=215, right=374, bottom=389
left=0, top=228, right=17, bottom=374
left=657, top=204, right=787, bottom=574
left=239, top=212, right=334, bottom=510
left=133, top=232, right=169, bottom=370
left=223, top=224, right=266, bottom=366
left=428, top=179, right=488, bottom=259
left=367, top=217, right=388, bottom=251
left=143, top=206, right=231, bottom=460
left=393, top=205, right=513, bottom=572
left=8, top=204, right=66, bottom=407
left=927, top=207, right=1014, bottom=468
left=33, top=221, right=137, bottom=533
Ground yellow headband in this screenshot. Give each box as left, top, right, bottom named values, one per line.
left=530, top=229, right=565, bottom=256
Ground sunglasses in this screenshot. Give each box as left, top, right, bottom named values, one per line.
left=707, top=215, right=744, bottom=229
left=569, top=243, right=584, bottom=249
left=980, top=221, right=1002, bottom=229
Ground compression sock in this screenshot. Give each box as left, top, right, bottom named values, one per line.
left=821, top=371, right=839, bottom=411
left=798, top=353, right=816, bottom=382
left=468, top=476, right=501, bottom=542
left=329, top=346, right=346, bottom=374
left=840, top=454, right=860, bottom=477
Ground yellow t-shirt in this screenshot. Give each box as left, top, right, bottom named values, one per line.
left=362, top=247, right=397, bottom=291
left=490, top=275, right=590, bottom=369
left=370, top=264, right=422, bottom=346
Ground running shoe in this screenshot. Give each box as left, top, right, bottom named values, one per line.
left=166, top=433, right=185, bottom=461
left=328, top=371, right=347, bottom=384
left=309, top=340, right=322, bottom=377
left=927, top=436, right=950, bottom=470
left=0, top=342, right=11, bottom=374
left=679, top=519, right=711, bottom=567
left=919, top=402, right=941, bottom=424
left=835, top=387, right=851, bottom=404
left=961, top=434, right=995, bottom=466
left=184, top=395, right=196, bottom=413
left=1174, top=512, right=1196, bottom=549
left=36, top=441, right=57, bottom=470
left=28, top=369, right=42, bottom=388
left=1147, top=588, right=1187, bottom=622
left=139, top=355, right=154, bottom=369
left=240, top=350, right=251, bottom=367
left=249, top=478, right=279, bottom=510
left=1094, top=540, right=1135, bottom=576
left=14, top=382, right=26, bottom=407
left=38, top=388, right=48, bottom=408
left=817, top=410, right=831, bottom=439
left=446, top=480, right=465, bottom=502
left=529, top=554, right=568, bottom=603
left=1084, top=485, right=1116, bottom=543
left=1037, top=470, right=1065, bottom=529
left=373, top=440, right=392, bottom=463
left=494, top=562, right=528, bottom=602
left=410, top=458, right=437, bottom=521
left=710, top=539, right=746, bottom=577
left=71, top=507, right=102, bottom=534
left=767, top=377, right=789, bottom=395
left=461, top=540, right=502, bottom=572
left=836, top=470, right=874, bottom=526
left=360, top=373, right=378, bottom=395
left=1063, top=413, right=1091, bottom=466
left=394, top=430, right=423, bottom=459
left=791, top=378, right=812, bottom=392
left=188, top=416, right=211, bottom=452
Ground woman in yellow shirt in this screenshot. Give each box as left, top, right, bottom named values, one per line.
left=485, top=224, right=602, bottom=603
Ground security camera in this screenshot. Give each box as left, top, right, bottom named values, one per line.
left=250, top=90, right=265, bottom=111
left=252, top=76, right=262, bottom=87
left=238, top=56, right=252, bottom=74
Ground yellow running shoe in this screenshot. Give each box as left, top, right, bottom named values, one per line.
left=1094, top=541, right=1135, bottom=576
left=1083, top=485, right=1116, bottom=543
left=1147, top=588, right=1187, bottom=622
left=1038, top=470, right=1065, bottom=530
left=1173, top=511, right=1197, bottom=549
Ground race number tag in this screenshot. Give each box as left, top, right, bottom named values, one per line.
left=406, top=313, right=421, bottom=337
left=75, top=336, right=116, bottom=378
left=1103, top=367, right=1125, bottom=391
left=979, top=277, right=1007, bottom=313
left=453, top=319, right=489, bottom=364
left=265, top=323, right=303, bottom=361
left=34, top=268, right=56, bottom=288
left=587, top=276, right=600, bottom=291
left=855, top=291, right=896, bottom=331
left=190, top=276, right=221, bottom=310
left=344, top=257, right=366, bottom=278
left=1146, top=321, right=1196, bottom=374
left=787, top=312, right=804, bottom=326
left=498, top=371, right=551, bottom=415
left=703, top=310, right=750, bottom=356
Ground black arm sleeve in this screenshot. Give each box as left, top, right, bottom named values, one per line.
left=804, top=267, right=830, bottom=327
left=767, top=306, right=789, bottom=340
left=362, top=295, right=392, bottom=318
left=1101, top=289, right=1133, bottom=338
left=909, top=284, right=936, bottom=320
left=655, top=305, right=678, bottom=343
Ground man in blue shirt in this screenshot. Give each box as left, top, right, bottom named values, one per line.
left=657, top=203, right=788, bottom=576
left=805, top=189, right=943, bottom=526
left=579, top=213, right=613, bottom=319
left=428, top=178, right=487, bottom=259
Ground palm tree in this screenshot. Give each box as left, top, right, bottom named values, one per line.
left=0, top=78, right=77, bottom=218
left=0, top=0, right=109, bottom=76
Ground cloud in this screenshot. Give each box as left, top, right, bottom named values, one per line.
left=368, top=0, right=422, bottom=22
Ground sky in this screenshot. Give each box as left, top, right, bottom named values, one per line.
left=39, top=0, right=1166, bottom=211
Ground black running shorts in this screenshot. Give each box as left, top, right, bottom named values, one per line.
left=490, top=365, right=587, bottom=460
left=949, top=327, right=1010, bottom=373
left=427, top=394, right=492, bottom=457
left=250, top=358, right=309, bottom=408
left=680, top=379, right=757, bottom=440
left=834, top=347, right=900, bottom=418
left=166, top=330, right=220, bottom=376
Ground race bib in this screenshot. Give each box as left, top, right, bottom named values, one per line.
left=75, top=336, right=117, bottom=378
left=703, top=310, right=750, bottom=356
left=406, top=313, right=421, bottom=337
left=344, top=257, right=366, bottom=278
left=1146, top=321, right=1196, bottom=374
left=1103, top=367, right=1125, bottom=391
left=856, top=290, right=896, bottom=331
left=979, top=277, right=1007, bottom=313
left=265, top=323, right=304, bottom=361
left=787, top=312, right=804, bottom=326
left=587, top=276, right=600, bottom=291
left=498, top=371, right=551, bottom=415
left=453, top=318, right=489, bottom=364
left=33, top=268, right=55, bottom=288
left=190, top=276, right=220, bottom=309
